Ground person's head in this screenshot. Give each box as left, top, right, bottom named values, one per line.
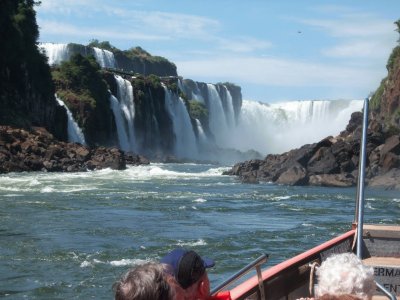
left=318, top=294, right=362, bottom=300
left=114, top=262, right=174, bottom=300
left=161, top=248, right=215, bottom=300
left=315, top=253, right=376, bottom=300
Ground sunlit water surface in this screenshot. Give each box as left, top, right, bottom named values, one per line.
left=0, top=163, right=399, bottom=299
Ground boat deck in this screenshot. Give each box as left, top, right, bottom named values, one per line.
left=363, top=224, right=400, bottom=299
left=364, top=257, right=400, bottom=267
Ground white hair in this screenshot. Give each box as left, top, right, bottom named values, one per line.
left=315, top=253, right=376, bottom=300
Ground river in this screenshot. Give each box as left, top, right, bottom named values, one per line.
left=0, top=163, right=398, bottom=299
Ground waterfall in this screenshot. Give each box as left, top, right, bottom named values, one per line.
left=206, top=84, right=230, bottom=147
left=93, top=47, right=116, bottom=68
left=226, top=99, right=363, bottom=155
left=195, top=119, right=208, bottom=146
left=40, top=43, right=70, bottom=65
left=112, top=75, right=136, bottom=152
left=163, top=85, right=198, bottom=159
left=39, top=43, right=116, bottom=68
left=109, top=93, right=130, bottom=151
left=55, top=96, right=86, bottom=145
left=223, top=86, right=235, bottom=127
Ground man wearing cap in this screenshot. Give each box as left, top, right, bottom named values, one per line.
left=161, top=248, right=215, bottom=300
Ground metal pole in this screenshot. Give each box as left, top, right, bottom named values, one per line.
left=353, top=99, right=396, bottom=300
left=356, top=98, right=369, bottom=258
left=211, top=254, right=268, bottom=295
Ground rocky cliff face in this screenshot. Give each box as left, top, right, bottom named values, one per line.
left=0, top=0, right=67, bottom=140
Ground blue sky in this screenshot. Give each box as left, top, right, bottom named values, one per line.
left=36, top=0, right=399, bottom=103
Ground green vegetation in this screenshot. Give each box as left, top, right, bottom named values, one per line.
left=188, top=100, right=208, bottom=122
left=124, top=46, right=175, bottom=65
left=147, top=74, right=162, bottom=89
left=370, top=19, right=400, bottom=119
left=87, top=39, right=117, bottom=52
left=386, top=46, right=400, bottom=71
left=51, top=54, right=110, bottom=130
left=369, top=77, right=386, bottom=112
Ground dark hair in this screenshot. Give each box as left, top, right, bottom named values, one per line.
left=114, top=262, right=173, bottom=300
left=176, top=251, right=206, bottom=289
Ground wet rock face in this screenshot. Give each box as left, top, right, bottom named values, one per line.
left=224, top=111, right=400, bottom=189
left=0, top=126, right=149, bottom=174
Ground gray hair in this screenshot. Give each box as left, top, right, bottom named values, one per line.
left=315, top=253, right=376, bottom=300
left=114, top=262, right=173, bottom=300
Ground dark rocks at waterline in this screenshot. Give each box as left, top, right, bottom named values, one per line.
left=0, top=126, right=149, bottom=173
left=223, top=112, right=400, bottom=189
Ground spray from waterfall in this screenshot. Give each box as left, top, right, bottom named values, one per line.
left=55, top=96, right=86, bottom=145
left=228, top=99, right=363, bottom=155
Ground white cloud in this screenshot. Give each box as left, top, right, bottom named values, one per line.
left=38, top=20, right=170, bottom=42
left=37, top=2, right=220, bottom=41
left=37, top=0, right=99, bottom=16
left=176, top=55, right=383, bottom=89
left=298, top=13, right=397, bottom=60
left=323, top=39, right=394, bottom=59
left=302, top=18, right=395, bottom=38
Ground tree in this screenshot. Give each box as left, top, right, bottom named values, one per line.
left=395, top=19, right=400, bottom=43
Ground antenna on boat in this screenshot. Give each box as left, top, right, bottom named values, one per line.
left=354, top=97, right=369, bottom=258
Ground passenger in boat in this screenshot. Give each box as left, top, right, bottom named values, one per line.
left=314, top=253, right=375, bottom=300
left=161, top=248, right=215, bottom=300
left=113, top=261, right=183, bottom=300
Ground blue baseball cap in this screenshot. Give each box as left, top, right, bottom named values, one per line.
left=161, top=248, right=215, bottom=289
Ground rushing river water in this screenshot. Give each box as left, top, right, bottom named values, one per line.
left=0, top=163, right=399, bottom=299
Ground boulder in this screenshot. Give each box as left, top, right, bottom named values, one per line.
left=368, top=168, right=400, bottom=190
left=276, top=164, right=308, bottom=185
left=309, top=173, right=356, bottom=187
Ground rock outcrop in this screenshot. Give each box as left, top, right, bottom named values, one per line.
left=223, top=112, right=400, bottom=189
left=0, top=126, right=149, bottom=174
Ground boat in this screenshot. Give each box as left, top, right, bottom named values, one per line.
left=210, top=98, right=400, bottom=300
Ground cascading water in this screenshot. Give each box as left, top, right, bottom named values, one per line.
left=93, top=47, right=116, bottom=69
left=40, top=43, right=70, bottom=65
left=109, top=93, right=130, bottom=151
left=206, top=84, right=232, bottom=147
left=226, top=99, right=363, bottom=155
left=195, top=119, right=208, bottom=145
left=222, top=86, right=235, bottom=127
left=55, top=96, right=86, bottom=145
left=39, top=43, right=116, bottom=68
left=112, top=75, right=136, bottom=152
left=163, top=85, right=198, bottom=159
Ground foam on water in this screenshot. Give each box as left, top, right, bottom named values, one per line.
left=40, top=186, right=56, bottom=193
left=109, top=258, right=147, bottom=267
left=176, top=239, right=207, bottom=247
left=125, top=164, right=227, bottom=180
left=193, top=198, right=207, bottom=203
left=80, top=258, right=149, bottom=268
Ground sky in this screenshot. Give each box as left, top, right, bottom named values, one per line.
left=36, top=0, right=400, bottom=103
